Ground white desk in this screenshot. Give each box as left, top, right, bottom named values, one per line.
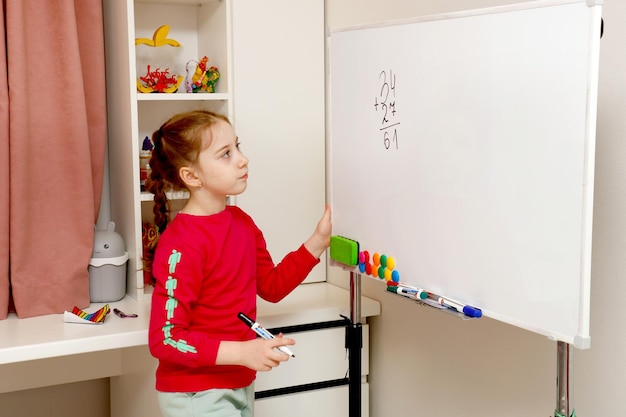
left=0, top=283, right=380, bottom=402
left=0, top=296, right=151, bottom=366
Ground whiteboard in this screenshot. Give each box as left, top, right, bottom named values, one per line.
left=328, top=0, right=602, bottom=349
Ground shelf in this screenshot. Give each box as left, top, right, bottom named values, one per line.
left=136, top=92, right=228, bottom=101
left=135, top=0, right=220, bottom=5
left=140, top=190, right=189, bottom=202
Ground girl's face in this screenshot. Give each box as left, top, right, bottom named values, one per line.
left=193, top=120, right=249, bottom=198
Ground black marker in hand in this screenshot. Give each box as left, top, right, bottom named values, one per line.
left=238, top=312, right=295, bottom=357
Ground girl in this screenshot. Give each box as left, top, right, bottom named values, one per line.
left=145, top=110, right=332, bottom=417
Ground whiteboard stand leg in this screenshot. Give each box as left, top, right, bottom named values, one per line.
left=555, top=341, right=573, bottom=417
left=348, top=271, right=363, bottom=417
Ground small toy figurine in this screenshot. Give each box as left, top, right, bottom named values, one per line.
left=135, top=24, right=181, bottom=47
left=140, top=136, right=153, bottom=191
left=137, top=65, right=183, bottom=93
left=185, top=56, right=220, bottom=93
left=134, top=24, right=183, bottom=93
left=141, top=136, right=154, bottom=152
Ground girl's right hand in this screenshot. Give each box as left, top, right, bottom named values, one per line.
left=240, top=336, right=295, bottom=372
left=216, top=336, right=295, bottom=371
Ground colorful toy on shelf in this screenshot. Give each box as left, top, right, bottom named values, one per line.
left=137, top=65, right=183, bottom=93
left=142, top=222, right=159, bottom=286
left=140, top=136, right=153, bottom=191
left=135, top=24, right=183, bottom=93
left=135, top=24, right=181, bottom=47
left=186, top=56, right=220, bottom=93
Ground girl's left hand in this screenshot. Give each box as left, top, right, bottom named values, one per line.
left=305, top=204, right=332, bottom=259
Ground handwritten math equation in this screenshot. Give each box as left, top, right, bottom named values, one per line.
left=373, top=69, right=399, bottom=150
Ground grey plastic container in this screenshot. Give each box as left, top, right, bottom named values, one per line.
left=89, top=222, right=129, bottom=302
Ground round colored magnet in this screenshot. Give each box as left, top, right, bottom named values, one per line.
left=378, top=266, right=385, bottom=279
left=363, top=251, right=370, bottom=263
left=384, top=268, right=392, bottom=281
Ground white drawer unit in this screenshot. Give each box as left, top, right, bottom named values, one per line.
left=255, top=384, right=370, bottom=417
left=255, top=324, right=370, bottom=417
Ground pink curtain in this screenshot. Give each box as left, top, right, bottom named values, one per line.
left=0, top=3, right=9, bottom=319
left=0, top=0, right=106, bottom=319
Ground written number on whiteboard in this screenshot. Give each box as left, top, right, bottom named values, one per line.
left=374, top=69, right=400, bottom=150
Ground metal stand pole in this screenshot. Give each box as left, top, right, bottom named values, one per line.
left=556, top=341, right=572, bottom=416
left=348, top=271, right=363, bottom=417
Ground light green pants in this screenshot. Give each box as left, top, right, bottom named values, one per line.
left=157, top=385, right=254, bottom=417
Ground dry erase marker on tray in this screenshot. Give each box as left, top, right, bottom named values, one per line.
left=437, top=296, right=482, bottom=318
left=387, top=285, right=428, bottom=300
left=238, top=312, right=295, bottom=357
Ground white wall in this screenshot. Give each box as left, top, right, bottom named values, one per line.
left=326, top=0, right=626, bottom=415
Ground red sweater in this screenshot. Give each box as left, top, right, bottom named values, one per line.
left=148, top=206, right=320, bottom=392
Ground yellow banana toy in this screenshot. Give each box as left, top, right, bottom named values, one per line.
left=135, top=24, right=181, bottom=47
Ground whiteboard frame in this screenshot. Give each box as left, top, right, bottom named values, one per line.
left=327, top=0, right=602, bottom=349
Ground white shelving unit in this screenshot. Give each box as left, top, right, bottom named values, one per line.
left=104, top=0, right=234, bottom=300
left=105, top=0, right=327, bottom=301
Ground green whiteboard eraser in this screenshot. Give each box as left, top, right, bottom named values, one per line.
left=329, top=236, right=359, bottom=266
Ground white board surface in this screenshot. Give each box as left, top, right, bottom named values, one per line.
left=328, top=0, right=602, bottom=348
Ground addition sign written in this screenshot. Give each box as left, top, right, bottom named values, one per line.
left=374, top=69, right=400, bottom=150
